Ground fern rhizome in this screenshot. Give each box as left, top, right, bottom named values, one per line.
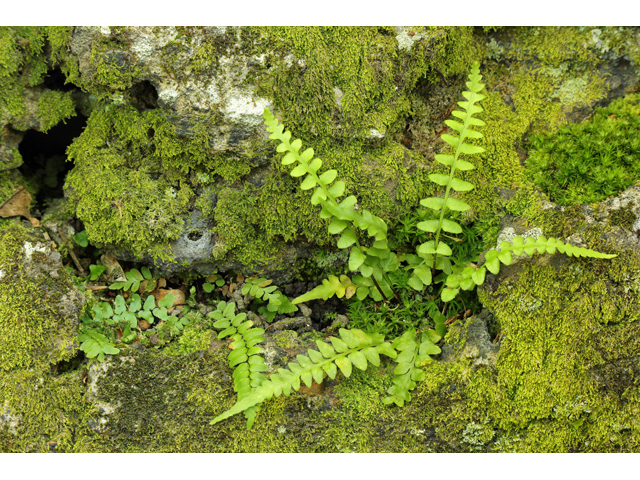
left=211, top=62, right=616, bottom=428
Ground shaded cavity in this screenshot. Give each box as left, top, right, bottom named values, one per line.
left=18, top=113, right=87, bottom=207
left=129, top=80, right=159, bottom=111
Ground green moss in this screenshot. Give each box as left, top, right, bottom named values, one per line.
left=0, top=223, right=81, bottom=372
left=0, top=27, right=74, bottom=123
left=0, top=367, right=106, bottom=452
left=526, top=93, right=640, bottom=206
left=608, top=201, right=636, bottom=230
left=37, top=90, right=76, bottom=133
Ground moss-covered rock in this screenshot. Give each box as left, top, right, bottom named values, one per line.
left=3, top=26, right=640, bottom=452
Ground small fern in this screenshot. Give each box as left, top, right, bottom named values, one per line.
left=383, top=328, right=441, bottom=407
left=264, top=109, right=396, bottom=303
left=209, top=301, right=268, bottom=428
left=78, top=329, right=120, bottom=362
left=210, top=328, right=396, bottom=427
left=241, top=276, right=298, bottom=321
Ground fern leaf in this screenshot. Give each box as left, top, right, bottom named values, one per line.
left=445, top=235, right=617, bottom=302
left=383, top=329, right=440, bottom=407
left=292, top=275, right=356, bottom=304
left=211, top=328, right=394, bottom=426
left=78, top=330, right=120, bottom=362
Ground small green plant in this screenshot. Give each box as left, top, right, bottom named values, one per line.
left=73, top=229, right=88, bottom=247
left=211, top=328, right=398, bottom=427
left=109, top=266, right=155, bottom=293
left=241, top=276, right=298, bottom=322
left=211, top=62, right=617, bottom=429
left=78, top=329, right=120, bottom=362
left=209, top=301, right=268, bottom=428
left=79, top=291, right=188, bottom=362
left=88, top=263, right=106, bottom=281
left=202, top=273, right=226, bottom=293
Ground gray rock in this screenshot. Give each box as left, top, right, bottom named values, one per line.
left=441, top=310, right=499, bottom=369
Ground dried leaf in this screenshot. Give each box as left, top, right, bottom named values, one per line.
left=0, top=187, right=32, bottom=219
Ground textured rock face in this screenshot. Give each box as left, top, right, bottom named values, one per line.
left=69, top=26, right=274, bottom=154
left=0, top=223, right=85, bottom=371
left=3, top=26, right=640, bottom=452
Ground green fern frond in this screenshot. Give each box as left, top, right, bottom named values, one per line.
left=408, top=61, right=486, bottom=294
left=383, top=329, right=441, bottom=407
left=264, top=108, right=393, bottom=302
left=209, top=301, right=267, bottom=428
left=441, top=235, right=617, bottom=301
left=78, top=329, right=120, bottom=362
left=210, top=328, right=397, bottom=427
left=241, top=276, right=298, bottom=321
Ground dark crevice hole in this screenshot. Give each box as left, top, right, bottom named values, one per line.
left=43, top=67, right=76, bottom=92
left=18, top=113, right=88, bottom=208
left=50, top=350, right=85, bottom=375
left=130, top=80, right=159, bottom=111
left=188, top=230, right=203, bottom=241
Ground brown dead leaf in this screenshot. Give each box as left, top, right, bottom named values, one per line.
left=0, top=187, right=32, bottom=219
left=345, top=286, right=356, bottom=299
left=154, top=288, right=186, bottom=310
left=236, top=273, right=244, bottom=283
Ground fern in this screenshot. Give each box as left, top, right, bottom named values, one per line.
left=209, top=301, right=268, bottom=428
left=209, top=61, right=618, bottom=429
left=383, top=329, right=441, bottom=407
left=78, top=329, right=120, bottom=362
left=241, top=276, right=298, bottom=322
left=264, top=109, right=396, bottom=303
left=210, top=328, right=397, bottom=427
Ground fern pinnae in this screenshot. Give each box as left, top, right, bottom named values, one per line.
left=411, top=62, right=485, bottom=298
left=264, top=109, right=394, bottom=302
left=209, top=301, right=268, bottom=428
left=210, top=328, right=397, bottom=427
left=383, top=329, right=441, bottom=407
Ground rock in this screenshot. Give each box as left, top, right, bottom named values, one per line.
left=441, top=310, right=499, bottom=369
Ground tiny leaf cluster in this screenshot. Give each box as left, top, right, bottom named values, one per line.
left=241, top=276, right=298, bottom=322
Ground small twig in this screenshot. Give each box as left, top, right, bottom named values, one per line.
left=85, top=285, right=109, bottom=291
left=58, top=228, right=85, bottom=275
left=370, top=276, right=388, bottom=302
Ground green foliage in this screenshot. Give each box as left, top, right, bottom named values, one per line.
left=77, top=330, right=120, bottom=362
left=209, top=301, right=267, bottom=428
left=109, top=267, right=154, bottom=293
left=265, top=62, right=616, bottom=306
left=79, top=291, right=190, bottom=362
left=384, top=328, right=441, bottom=407
left=73, top=230, right=88, bottom=248
left=202, top=273, right=225, bottom=293
left=526, top=93, right=640, bottom=206
left=241, top=276, right=297, bottom=322
left=88, top=264, right=106, bottom=281
left=212, top=61, right=618, bottom=430
left=211, top=328, right=397, bottom=427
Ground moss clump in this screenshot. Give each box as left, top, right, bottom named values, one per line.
left=0, top=27, right=74, bottom=123
left=607, top=201, right=637, bottom=230
left=37, top=90, right=77, bottom=133
left=526, top=93, right=640, bottom=206
left=0, top=223, right=82, bottom=372
left=0, top=368, right=105, bottom=453
left=65, top=105, right=217, bottom=260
